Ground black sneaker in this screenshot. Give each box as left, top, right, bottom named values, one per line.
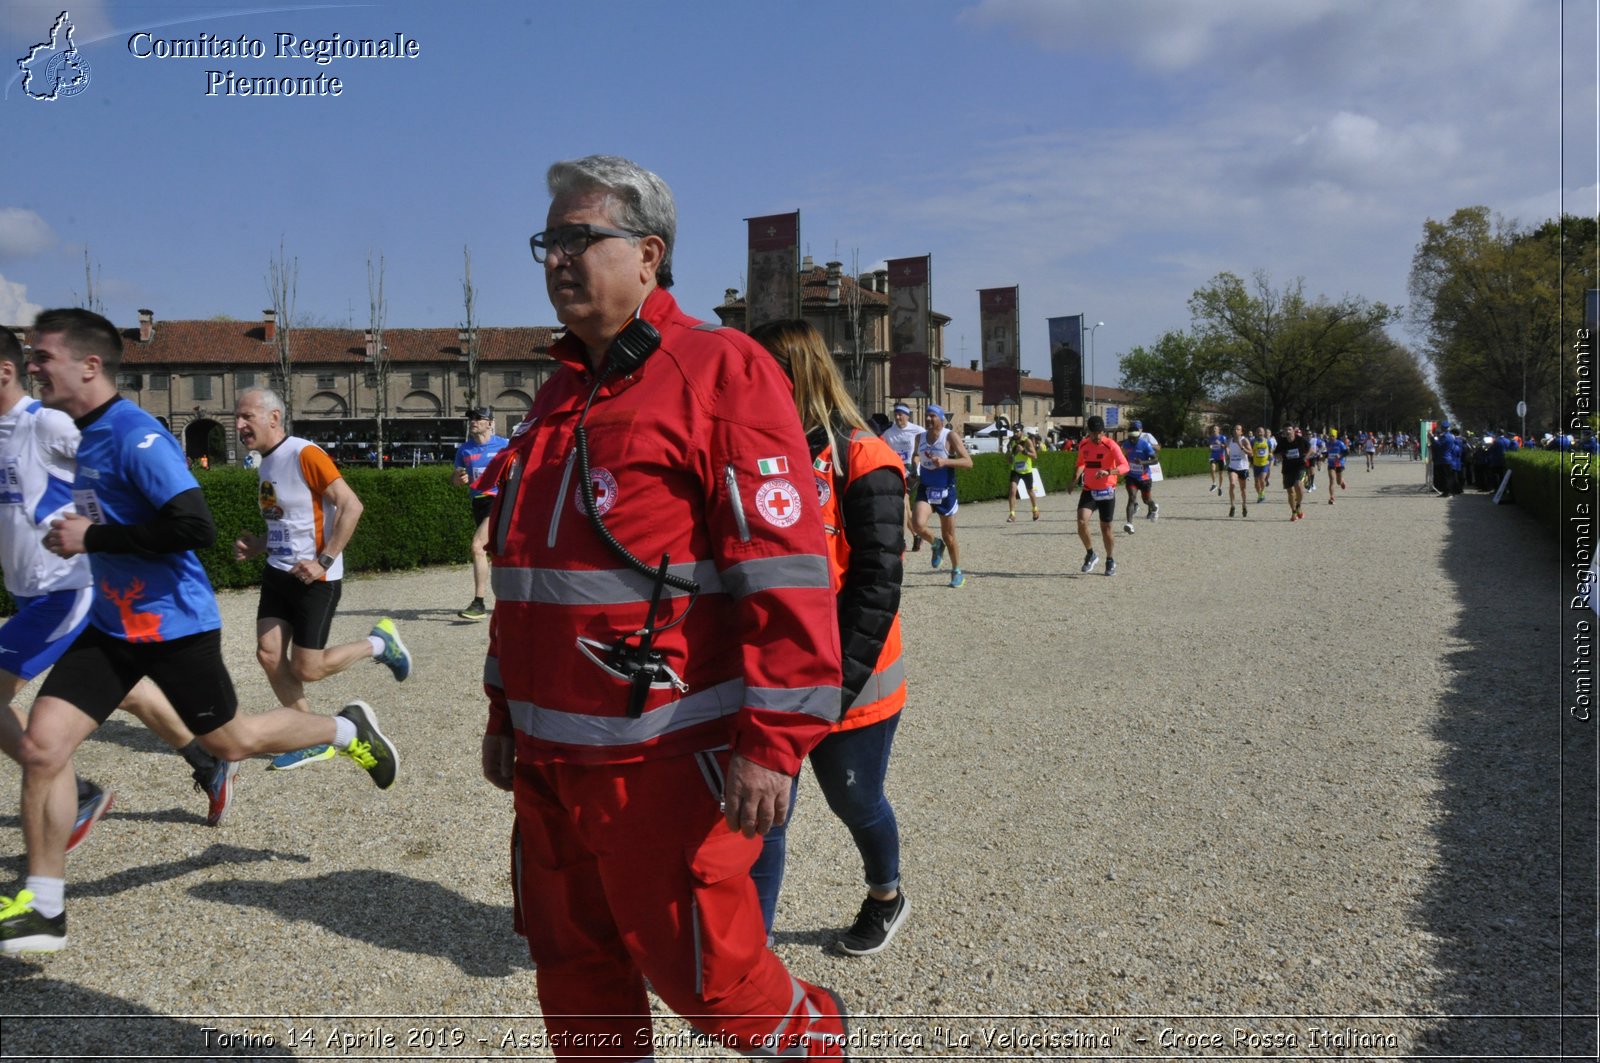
left=458, top=598, right=488, bottom=621
left=0, top=891, right=66, bottom=954
left=1105, top=557, right=1118, bottom=576
left=838, top=891, right=909, bottom=956
left=1080, top=550, right=1099, bottom=574
left=337, top=701, right=399, bottom=790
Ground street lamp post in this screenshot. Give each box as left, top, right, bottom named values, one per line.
left=1086, top=320, right=1103, bottom=420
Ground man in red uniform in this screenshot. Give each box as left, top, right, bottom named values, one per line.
left=479, top=155, right=848, bottom=1061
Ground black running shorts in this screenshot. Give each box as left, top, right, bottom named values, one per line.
left=1077, top=491, right=1116, bottom=523
left=38, top=625, right=239, bottom=735
left=257, top=565, right=342, bottom=650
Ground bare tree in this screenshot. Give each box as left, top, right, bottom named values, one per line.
left=842, top=249, right=868, bottom=408
left=367, top=252, right=389, bottom=468
left=461, top=245, right=479, bottom=411
left=77, top=246, right=106, bottom=316
left=266, top=239, right=298, bottom=424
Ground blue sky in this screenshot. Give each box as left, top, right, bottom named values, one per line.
left=2, top=0, right=1595, bottom=389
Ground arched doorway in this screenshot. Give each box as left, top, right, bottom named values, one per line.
left=184, top=418, right=226, bottom=466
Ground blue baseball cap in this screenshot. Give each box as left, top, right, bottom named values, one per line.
left=1130, top=420, right=1143, bottom=431
left=926, top=405, right=947, bottom=420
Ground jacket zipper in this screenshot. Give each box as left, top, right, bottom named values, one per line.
left=724, top=464, right=750, bottom=543
left=548, top=449, right=576, bottom=549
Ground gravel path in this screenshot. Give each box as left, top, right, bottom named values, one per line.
left=0, top=456, right=1579, bottom=1060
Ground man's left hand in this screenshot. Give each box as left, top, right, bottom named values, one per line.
left=722, top=754, right=792, bottom=837
left=289, top=559, right=326, bottom=584
left=45, top=514, right=92, bottom=557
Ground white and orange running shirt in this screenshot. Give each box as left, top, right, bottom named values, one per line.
left=256, top=436, right=345, bottom=580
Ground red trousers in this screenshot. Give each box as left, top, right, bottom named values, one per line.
left=512, top=751, right=847, bottom=1061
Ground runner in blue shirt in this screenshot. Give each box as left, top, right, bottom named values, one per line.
left=452, top=407, right=508, bottom=620
left=1121, top=421, right=1161, bottom=534
left=1324, top=430, right=1349, bottom=505
left=1206, top=424, right=1225, bottom=496
left=1, top=309, right=404, bottom=957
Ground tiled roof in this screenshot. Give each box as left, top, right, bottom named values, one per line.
left=943, top=366, right=1137, bottom=403
left=109, top=318, right=559, bottom=367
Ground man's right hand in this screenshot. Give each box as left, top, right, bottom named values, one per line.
left=453, top=467, right=470, bottom=487
left=232, top=534, right=260, bottom=561
left=481, top=734, right=515, bottom=791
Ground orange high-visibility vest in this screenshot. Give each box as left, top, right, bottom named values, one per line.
left=814, top=428, right=906, bottom=732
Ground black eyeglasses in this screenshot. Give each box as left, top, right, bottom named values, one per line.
left=529, top=224, right=648, bottom=263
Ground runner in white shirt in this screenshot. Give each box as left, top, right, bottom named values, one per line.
left=879, top=403, right=926, bottom=553
left=0, top=330, right=223, bottom=844
left=1223, top=424, right=1253, bottom=518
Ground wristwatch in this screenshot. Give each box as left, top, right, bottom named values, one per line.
left=316, top=553, right=336, bottom=570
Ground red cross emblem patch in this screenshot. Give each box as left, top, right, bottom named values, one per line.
left=755, top=478, right=801, bottom=528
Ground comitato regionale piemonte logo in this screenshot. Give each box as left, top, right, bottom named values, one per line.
left=18, top=11, right=91, bottom=101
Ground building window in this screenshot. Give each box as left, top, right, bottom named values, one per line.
left=316, top=372, right=336, bottom=389
left=193, top=375, right=212, bottom=401
left=503, top=371, right=523, bottom=387
left=116, top=372, right=141, bottom=391
left=149, top=372, right=169, bottom=391
left=964, top=395, right=972, bottom=413
left=410, top=371, right=429, bottom=389
left=235, top=371, right=256, bottom=388
left=364, top=371, right=378, bottom=387
left=456, top=371, right=471, bottom=387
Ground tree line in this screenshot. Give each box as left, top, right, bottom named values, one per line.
left=1118, top=206, right=1594, bottom=442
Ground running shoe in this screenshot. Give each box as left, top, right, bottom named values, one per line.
left=337, top=700, right=399, bottom=790
left=66, top=784, right=114, bottom=854
left=910, top=537, right=921, bottom=552
left=0, top=891, right=65, bottom=955
left=1242, top=502, right=1248, bottom=517
left=1122, top=522, right=1135, bottom=535
left=1080, top=550, right=1100, bottom=574
left=268, top=744, right=336, bottom=771
left=1006, top=512, right=1016, bottom=523
left=837, top=890, right=910, bottom=957
left=929, top=538, right=945, bottom=569
left=1257, top=493, right=1265, bottom=503
left=371, top=618, right=412, bottom=681
left=1147, top=502, right=1160, bottom=521
left=458, top=599, right=488, bottom=621
left=948, top=569, right=965, bottom=588
left=1229, top=505, right=1236, bottom=518
left=1032, top=508, right=1040, bottom=521
left=1105, top=557, right=1118, bottom=576
left=203, top=760, right=240, bottom=827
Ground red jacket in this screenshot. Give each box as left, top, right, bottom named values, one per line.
left=482, top=288, right=842, bottom=776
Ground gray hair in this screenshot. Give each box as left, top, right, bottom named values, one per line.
left=546, top=154, right=676, bottom=289
left=237, top=386, right=285, bottom=420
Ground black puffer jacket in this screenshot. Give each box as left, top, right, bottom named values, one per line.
left=809, top=424, right=905, bottom=712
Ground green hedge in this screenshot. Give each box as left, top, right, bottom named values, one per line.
left=1505, top=449, right=1594, bottom=557
left=954, top=447, right=1208, bottom=501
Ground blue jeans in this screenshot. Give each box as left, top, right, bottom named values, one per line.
left=750, top=712, right=902, bottom=934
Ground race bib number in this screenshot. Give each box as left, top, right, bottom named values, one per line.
left=267, top=524, right=293, bottom=559
left=924, top=487, right=949, bottom=504
left=1091, top=487, right=1115, bottom=500
left=72, top=488, right=107, bottom=525
left=0, top=459, right=22, bottom=505
left=1013, top=460, right=1029, bottom=472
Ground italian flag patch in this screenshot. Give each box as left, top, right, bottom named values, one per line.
left=756, top=456, right=789, bottom=475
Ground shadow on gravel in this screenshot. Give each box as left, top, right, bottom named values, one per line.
left=0, top=974, right=292, bottom=1059
left=0, top=842, right=306, bottom=887
left=1416, top=492, right=1595, bottom=1058
left=334, top=606, right=464, bottom=624
left=187, top=870, right=527, bottom=976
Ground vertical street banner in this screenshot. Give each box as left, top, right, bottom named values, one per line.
left=1048, top=314, right=1084, bottom=417
left=979, top=286, right=1020, bottom=407
left=888, top=255, right=932, bottom=398
left=745, top=211, right=799, bottom=332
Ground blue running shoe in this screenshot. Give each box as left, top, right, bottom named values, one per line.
left=929, top=538, right=945, bottom=569
left=203, top=760, right=240, bottom=827
left=67, top=784, right=113, bottom=854
left=268, top=744, right=336, bottom=771
left=371, top=618, right=412, bottom=682
left=948, top=568, right=965, bottom=588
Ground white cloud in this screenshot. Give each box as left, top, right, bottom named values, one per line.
left=0, top=276, right=43, bottom=327
left=0, top=208, right=56, bottom=259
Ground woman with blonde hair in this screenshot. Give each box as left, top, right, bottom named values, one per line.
left=747, top=319, right=911, bottom=956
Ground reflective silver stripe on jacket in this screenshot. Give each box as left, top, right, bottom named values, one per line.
left=848, top=653, right=905, bottom=711
left=746, top=683, right=841, bottom=722
left=507, top=678, right=744, bottom=746
left=492, top=560, right=720, bottom=604
left=491, top=553, right=829, bottom=605
left=718, top=554, right=830, bottom=599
